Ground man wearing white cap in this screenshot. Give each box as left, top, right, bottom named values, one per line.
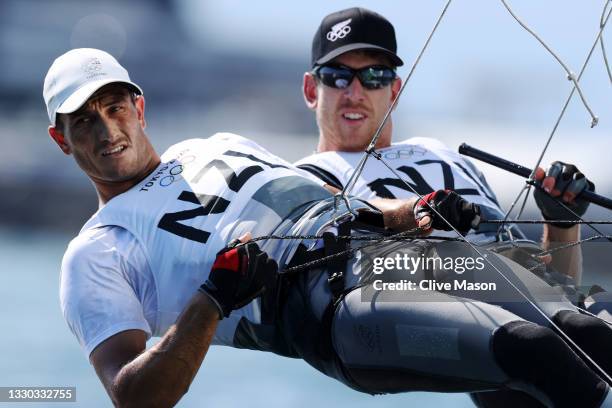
left=45, top=48, right=612, bottom=408
left=44, top=47, right=425, bottom=406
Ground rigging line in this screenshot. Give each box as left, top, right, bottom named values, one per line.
left=245, top=228, right=432, bottom=274
left=511, top=5, right=612, bottom=222
left=280, top=229, right=420, bottom=274
left=512, top=0, right=612, bottom=233
left=338, top=0, right=453, bottom=205
left=368, top=147, right=612, bottom=385
left=500, top=0, right=599, bottom=127
left=247, top=233, right=454, bottom=242
left=515, top=181, right=532, bottom=224
left=484, top=220, right=612, bottom=225
left=534, top=235, right=612, bottom=257
left=525, top=180, right=612, bottom=243
left=495, top=183, right=530, bottom=238
left=601, top=0, right=612, bottom=84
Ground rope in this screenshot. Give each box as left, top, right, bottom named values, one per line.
left=483, top=220, right=612, bottom=225
left=511, top=3, right=612, bottom=224
left=500, top=0, right=599, bottom=126
left=536, top=235, right=612, bottom=257
left=339, top=0, right=453, bottom=203
left=601, top=0, right=612, bottom=84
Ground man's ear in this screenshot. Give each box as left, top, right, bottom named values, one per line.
left=390, top=77, right=402, bottom=111
left=135, top=95, right=146, bottom=129
left=48, top=126, right=71, bottom=155
left=303, top=72, right=318, bottom=110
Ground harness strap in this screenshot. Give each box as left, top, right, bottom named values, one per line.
left=324, top=222, right=352, bottom=302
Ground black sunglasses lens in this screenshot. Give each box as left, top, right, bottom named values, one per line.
left=316, top=66, right=354, bottom=89
left=316, top=65, right=396, bottom=90
left=358, top=67, right=396, bottom=89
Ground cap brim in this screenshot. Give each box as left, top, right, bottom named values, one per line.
left=56, top=79, right=143, bottom=115
left=315, top=43, right=404, bottom=67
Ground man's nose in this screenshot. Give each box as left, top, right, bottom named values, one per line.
left=342, top=77, right=366, bottom=101
left=94, top=115, right=119, bottom=143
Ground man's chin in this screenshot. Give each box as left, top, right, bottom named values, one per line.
left=339, top=133, right=372, bottom=151
left=96, top=167, right=143, bottom=185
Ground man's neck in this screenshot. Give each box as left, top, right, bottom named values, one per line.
left=94, top=159, right=161, bottom=206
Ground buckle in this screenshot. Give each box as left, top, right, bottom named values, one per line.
left=327, top=271, right=345, bottom=294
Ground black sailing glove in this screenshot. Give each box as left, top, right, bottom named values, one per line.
left=414, top=189, right=481, bottom=235
left=199, top=241, right=278, bottom=319
left=533, top=161, right=595, bottom=228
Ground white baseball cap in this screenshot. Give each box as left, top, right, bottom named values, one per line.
left=43, top=48, right=142, bottom=126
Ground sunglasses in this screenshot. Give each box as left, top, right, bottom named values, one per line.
left=313, top=64, right=397, bottom=90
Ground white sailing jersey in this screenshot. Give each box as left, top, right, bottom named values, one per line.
left=295, top=137, right=508, bottom=242
left=60, top=133, right=330, bottom=357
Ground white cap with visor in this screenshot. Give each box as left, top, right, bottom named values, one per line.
left=43, top=48, right=142, bottom=126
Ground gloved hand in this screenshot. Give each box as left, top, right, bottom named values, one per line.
left=414, top=189, right=481, bottom=235
left=199, top=239, right=278, bottom=319
left=533, top=161, right=595, bottom=228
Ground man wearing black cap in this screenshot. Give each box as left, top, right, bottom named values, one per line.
left=295, top=7, right=607, bottom=407
left=296, top=7, right=595, bottom=285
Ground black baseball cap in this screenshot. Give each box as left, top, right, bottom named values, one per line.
left=311, top=7, right=403, bottom=68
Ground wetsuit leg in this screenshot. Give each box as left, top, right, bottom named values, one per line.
left=553, top=310, right=612, bottom=377
left=331, top=286, right=516, bottom=393
left=280, top=232, right=611, bottom=406
left=491, top=320, right=607, bottom=408
left=331, top=285, right=609, bottom=407
left=470, top=389, right=546, bottom=408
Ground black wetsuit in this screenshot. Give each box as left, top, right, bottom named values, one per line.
left=237, top=199, right=612, bottom=408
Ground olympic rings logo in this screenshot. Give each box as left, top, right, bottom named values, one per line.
left=159, top=164, right=185, bottom=187
left=327, top=25, right=351, bottom=42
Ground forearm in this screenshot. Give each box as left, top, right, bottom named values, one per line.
left=113, top=292, right=219, bottom=407
left=368, top=197, right=418, bottom=232
left=542, top=224, right=583, bottom=283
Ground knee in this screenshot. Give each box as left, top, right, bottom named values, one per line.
left=553, top=310, right=610, bottom=342
left=492, top=320, right=563, bottom=377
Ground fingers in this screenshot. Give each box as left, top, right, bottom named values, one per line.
left=562, top=191, right=576, bottom=203
left=537, top=254, right=552, bottom=265
left=417, top=214, right=432, bottom=230
left=563, top=172, right=587, bottom=204
left=541, top=176, right=558, bottom=195
left=237, top=232, right=252, bottom=243
left=226, top=232, right=253, bottom=249
left=542, top=162, right=563, bottom=195
left=541, top=162, right=587, bottom=203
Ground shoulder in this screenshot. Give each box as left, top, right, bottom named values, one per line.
left=294, top=152, right=350, bottom=190
left=61, top=226, right=152, bottom=357
left=61, top=226, right=148, bottom=304
left=294, top=150, right=346, bottom=167
left=62, top=226, right=143, bottom=272
left=393, top=137, right=451, bottom=152
left=160, top=133, right=254, bottom=157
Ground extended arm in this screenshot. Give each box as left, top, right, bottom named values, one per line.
left=534, top=162, right=594, bottom=283
left=322, top=185, right=477, bottom=234
left=91, top=292, right=219, bottom=408
left=368, top=197, right=418, bottom=232
left=323, top=184, right=418, bottom=231
left=90, top=236, right=276, bottom=407
left=542, top=224, right=582, bottom=282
